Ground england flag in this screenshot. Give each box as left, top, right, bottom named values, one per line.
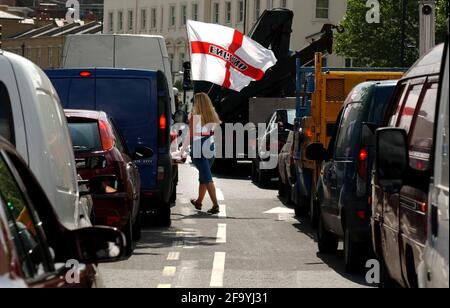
left=187, top=20, right=277, bottom=92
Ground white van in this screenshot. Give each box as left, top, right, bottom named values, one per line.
left=61, top=34, right=175, bottom=111
left=418, top=36, right=449, bottom=289
left=0, top=50, right=90, bottom=230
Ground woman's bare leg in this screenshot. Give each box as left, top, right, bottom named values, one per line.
left=197, top=184, right=207, bottom=204
left=206, top=182, right=220, bottom=208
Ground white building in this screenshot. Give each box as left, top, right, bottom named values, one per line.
left=103, top=0, right=348, bottom=82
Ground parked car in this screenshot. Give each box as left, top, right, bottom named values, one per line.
left=65, top=110, right=141, bottom=254
left=306, top=80, right=398, bottom=272
left=252, top=109, right=295, bottom=187
left=372, top=43, right=444, bottom=288
left=0, top=136, right=125, bottom=288
left=0, top=50, right=91, bottom=230
left=278, top=130, right=296, bottom=204
left=46, top=68, right=177, bottom=226
left=419, top=35, right=448, bottom=289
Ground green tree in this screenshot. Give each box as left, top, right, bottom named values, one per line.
left=336, top=0, right=449, bottom=68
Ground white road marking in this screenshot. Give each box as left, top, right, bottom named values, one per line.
left=216, top=188, right=225, bottom=201
left=218, top=204, right=227, bottom=218
left=163, top=266, right=177, bottom=277
left=216, top=224, right=227, bottom=244
left=179, top=197, right=189, bottom=204
left=210, top=252, right=226, bottom=288
left=264, top=207, right=295, bottom=214
left=157, top=284, right=172, bottom=288
left=167, top=252, right=180, bottom=261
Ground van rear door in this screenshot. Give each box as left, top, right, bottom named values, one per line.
left=94, top=71, right=158, bottom=190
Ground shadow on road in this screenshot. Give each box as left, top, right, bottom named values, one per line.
left=171, top=212, right=270, bottom=222
left=292, top=217, right=373, bottom=287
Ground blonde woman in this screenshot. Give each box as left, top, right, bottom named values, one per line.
left=181, top=93, right=222, bottom=214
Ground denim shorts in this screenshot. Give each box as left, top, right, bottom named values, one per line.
left=192, top=137, right=215, bottom=184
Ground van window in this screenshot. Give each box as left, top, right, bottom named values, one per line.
left=35, top=90, right=76, bottom=193
left=397, top=84, right=424, bottom=133
left=96, top=78, right=153, bottom=150
left=0, top=82, right=14, bottom=144
left=68, top=79, right=96, bottom=110
left=368, top=85, right=396, bottom=124
left=335, top=103, right=365, bottom=159
left=409, top=83, right=438, bottom=171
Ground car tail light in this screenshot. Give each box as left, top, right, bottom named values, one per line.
left=98, top=120, right=114, bottom=151
left=357, top=148, right=369, bottom=179
left=420, top=202, right=428, bottom=213
left=356, top=210, right=366, bottom=220
left=79, top=71, right=92, bottom=77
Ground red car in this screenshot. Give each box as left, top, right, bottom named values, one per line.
left=0, top=136, right=125, bottom=288
left=65, top=110, right=141, bottom=255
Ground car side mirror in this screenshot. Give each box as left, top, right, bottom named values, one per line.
left=134, top=146, right=154, bottom=159
left=305, top=143, right=328, bottom=161
left=89, top=175, right=119, bottom=195
left=375, top=128, right=409, bottom=193
left=173, top=110, right=188, bottom=124
left=362, top=122, right=378, bottom=147
left=70, top=226, right=126, bottom=263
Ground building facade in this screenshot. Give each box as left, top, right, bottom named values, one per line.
left=103, top=0, right=348, bottom=81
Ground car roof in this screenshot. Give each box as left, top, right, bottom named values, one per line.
left=64, top=109, right=105, bottom=121
left=403, top=43, right=444, bottom=79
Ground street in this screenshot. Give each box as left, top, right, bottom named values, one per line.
left=99, top=161, right=371, bottom=288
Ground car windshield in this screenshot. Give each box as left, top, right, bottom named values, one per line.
left=68, top=122, right=102, bottom=152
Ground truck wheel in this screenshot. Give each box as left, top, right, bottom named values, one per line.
left=317, top=213, right=338, bottom=254
left=344, top=227, right=365, bottom=273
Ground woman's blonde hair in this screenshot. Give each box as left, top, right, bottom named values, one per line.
left=191, top=93, right=221, bottom=126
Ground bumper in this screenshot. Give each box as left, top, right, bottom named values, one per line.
left=92, top=193, right=131, bottom=230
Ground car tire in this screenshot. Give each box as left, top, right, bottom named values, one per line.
left=124, top=216, right=134, bottom=256
left=317, top=213, right=338, bottom=254
left=132, top=211, right=142, bottom=242
left=310, top=194, right=319, bottom=228
left=344, top=227, right=365, bottom=273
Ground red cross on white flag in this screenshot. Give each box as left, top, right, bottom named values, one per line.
left=187, top=20, right=277, bottom=92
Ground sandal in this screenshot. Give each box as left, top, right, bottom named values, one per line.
left=191, top=199, right=203, bottom=210
left=207, top=206, right=220, bottom=215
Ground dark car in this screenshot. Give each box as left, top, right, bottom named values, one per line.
left=65, top=110, right=141, bottom=255
left=46, top=68, right=177, bottom=226
left=278, top=130, right=296, bottom=204
left=372, top=44, right=444, bottom=288
left=306, top=80, right=398, bottom=273
left=0, top=137, right=125, bottom=288
left=252, top=109, right=296, bottom=187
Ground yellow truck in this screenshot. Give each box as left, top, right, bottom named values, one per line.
left=291, top=52, right=404, bottom=220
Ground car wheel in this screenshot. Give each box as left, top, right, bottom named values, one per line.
left=310, top=194, right=319, bottom=228
left=317, top=212, right=338, bottom=254
left=344, top=227, right=365, bottom=273
left=132, top=211, right=142, bottom=242
left=124, top=216, right=134, bottom=256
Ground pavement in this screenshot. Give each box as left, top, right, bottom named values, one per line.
left=99, top=161, right=373, bottom=288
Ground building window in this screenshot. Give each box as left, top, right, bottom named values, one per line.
left=118, top=11, right=123, bottom=31
left=108, top=12, right=114, bottom=32
left=280, top=0, right=287, bottom=8
left=225, top=2, right=232, bottom=24
left=141, top=9, right=147, bottom=30
left=238, top=0, right=244, bottom=23
left=179, top=53, right=185, bottom=70
left=316, top=0, right=329, bottom=19
left=151, top=8, right=157, bottom=29
left=254, top=0, right=261, bottom=21
left=181, top=5, right=187, bottom=26
left=213, top=3, right=220, bottom=23
left=192, top=3, right=199, bottom=21
left=128, top=10, right=134, bottom=31
left=170, top=5, right=176, bottom=27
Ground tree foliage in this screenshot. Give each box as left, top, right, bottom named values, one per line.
left=336, top=0, right=449, bottom=67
